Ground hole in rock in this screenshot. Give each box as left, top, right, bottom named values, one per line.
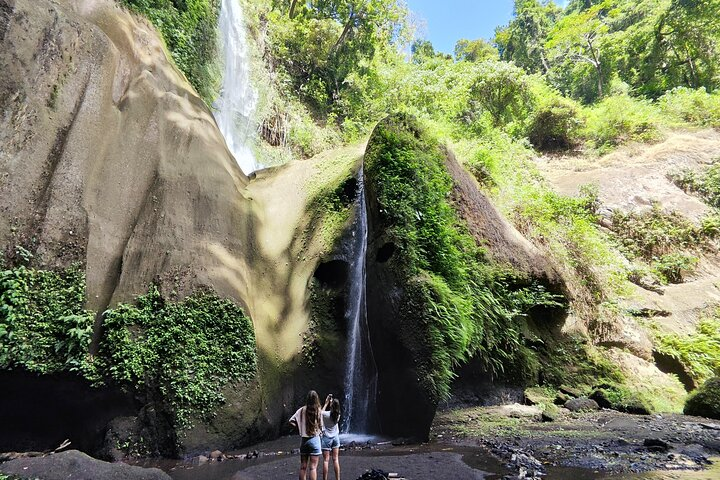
left=336, top=177, right=359, bottom=205
left=313, top=260, right=349, bottom=290
left=376, top=242, right=396, bottom=263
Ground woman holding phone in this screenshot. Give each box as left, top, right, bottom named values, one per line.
left=321, top=394, right=341, bottom=480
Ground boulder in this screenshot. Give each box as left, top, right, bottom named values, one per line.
left=564, top=397, right=600, bottom=412
left=0, top=450, right=171, bottom=480
left=685, top=377, right=720, bottom=420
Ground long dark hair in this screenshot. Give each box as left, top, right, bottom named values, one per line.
left=330, top=398, right=341, bottom=423
left=305, top=390, right=321, bottom=435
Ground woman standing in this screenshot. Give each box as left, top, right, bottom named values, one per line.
left=289, top=390, right=324, bottom=480
left=321, top=394, right=341, bottom=480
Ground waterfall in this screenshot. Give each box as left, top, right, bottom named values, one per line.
left=214, top=0, right=259, bottom=175
left=342, top=170, right=378, bottom=434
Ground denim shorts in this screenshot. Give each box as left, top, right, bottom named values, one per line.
left=300, top=436, right=322, bottom=456
left=321, top=435, right=340, bottom=451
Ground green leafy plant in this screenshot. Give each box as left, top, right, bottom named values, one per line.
left=655, top=315, right=720, bottom=385
left=365, top=114, right=567, bottom=401
left=651, top=252, right=699, bottom=284
left=95, top=285, right=257, bottom=430
left=0, top=264, right=94, bottom=374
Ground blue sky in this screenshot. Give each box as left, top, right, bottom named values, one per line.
left=405, top=0, right=569, bottom=54
left=405, top=0, right=515, bottom=54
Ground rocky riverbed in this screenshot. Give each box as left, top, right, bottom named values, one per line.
left=433, top=403, right=720, bottom=478
left=2, top=406, right=718, bottom=480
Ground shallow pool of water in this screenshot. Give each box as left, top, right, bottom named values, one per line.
left=135, top=437, right=718, bottom=480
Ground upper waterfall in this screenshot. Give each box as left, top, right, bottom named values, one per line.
left=214, top=0, right=259, bottom=176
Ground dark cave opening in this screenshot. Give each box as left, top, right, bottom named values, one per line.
left=313, top=259, right=350, bottom=290
left=375, top=242, right=396, bottom=263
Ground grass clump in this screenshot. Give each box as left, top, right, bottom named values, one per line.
left=671, top=163, right=720, bottom=209
left=583, top=95, right=664, bottom=152
left=659, top=87, right=720, bottom=128
left=611, top=203, right=705, bottom=259
left=365, top=114, right=565, bottom=402
left=121, top=0, right=221, bottom=104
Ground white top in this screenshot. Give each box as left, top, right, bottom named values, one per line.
left=321, top=410, right=339, bottom=438
left=289, top=406, right=323, bottom=437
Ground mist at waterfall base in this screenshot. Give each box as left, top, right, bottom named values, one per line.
left=340, top=172, right=381, bottom=442
left=214, top=0, right=260, bottom=176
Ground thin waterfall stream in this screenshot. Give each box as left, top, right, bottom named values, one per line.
left=214, top=0, right=260, bottom=175
left=342, top=170, right=379, bottom=436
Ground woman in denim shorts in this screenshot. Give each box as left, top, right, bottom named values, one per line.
left=289, top=390, right=324, bottom=480
left=321, top=394, right=341, bottom=480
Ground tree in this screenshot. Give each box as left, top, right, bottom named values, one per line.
left=654, top=0, right=720, bottom=92
left=454, top=39, right=498, bottom=63
left=467, top=61, right=533, bottom=126
left=495, top=0, right=562, bottom=74
left=546, top=0, right=617, bottom=100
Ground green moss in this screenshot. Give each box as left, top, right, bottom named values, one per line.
left=303, top=279, right=344, bottom=367
left=365, top=114, right=566, bottom=402
left=685, top=376, right=720, bottom=419
left=121, top=0, right=221, bottom=104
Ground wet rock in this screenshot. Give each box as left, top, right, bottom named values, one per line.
left=564, top=398, right=600, bottom=412
left=524, top=387, right=552, bottom=406
left=644, top=438, right=670, bottom=452
left=191, top=455, right=208, bottom=466
left=589, top=389, right=613, bottom=409
left=0, top=450, right=171, bottom=479
left=541, top=410, right=556, bottom=422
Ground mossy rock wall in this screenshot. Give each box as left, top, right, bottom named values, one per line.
left=363, top=114, right=568, bottom=439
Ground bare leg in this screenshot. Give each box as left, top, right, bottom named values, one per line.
left=322, top=450, right=330, bottom=480
left=332, top=448, right=340, bottom=480
left=300, top=454, right=309, bottom=480
left=309, top=455, right=320, bottom=480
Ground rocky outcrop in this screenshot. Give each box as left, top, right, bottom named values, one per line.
left=0, top=0, right=253, bottom=322
left=0, top=450, right=171, bottom=480
left=685, top=377, right=720, bottom=420
left=363, top=116, right=567, bottom=439
left=0, top=0, right=366, bottom=455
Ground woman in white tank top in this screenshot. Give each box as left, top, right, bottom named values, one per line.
left=320, top=394, right=341, bottom=480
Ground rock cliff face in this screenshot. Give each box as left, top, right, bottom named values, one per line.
left=0, top=0, right=287, bottom=454
left=0, top=0, right=253, bottom=322
left=0, top=0, right=363, bottom=449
